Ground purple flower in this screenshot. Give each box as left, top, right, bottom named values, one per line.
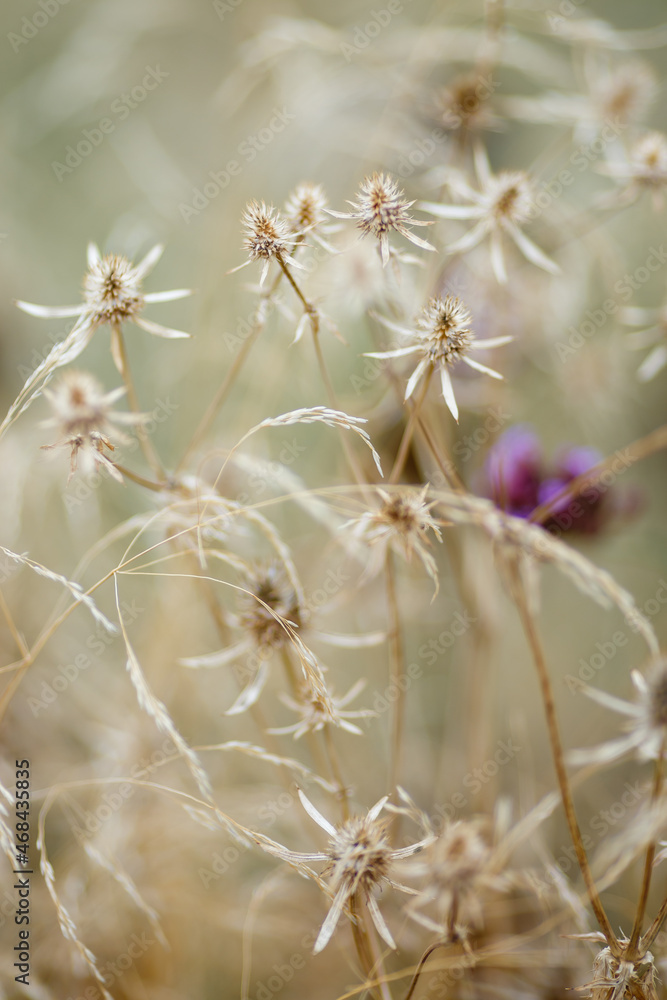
left=481, top=428, right=639, bottom=535
left=483, top=424, right=542, bottom=517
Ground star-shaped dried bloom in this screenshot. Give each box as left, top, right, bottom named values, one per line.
left=229, top=201, right=305, bottom=285
left=432, top=73, right=502, bottom=136
left=420, top=146, right=560, bottom=284
left=366, top=295, right=511, bottom=421
left=405, top=819, right=507, bottom=936
left=283, top=182, right=340, bottom=255
left=260, top=790, right=428, bottom=953
left=181, top=562, right=383, bottom=715
left=16, top=243, right=191, bottom=371
left=600, top=132, right=667, bottom=209
left=345, top=485, right=443, bottom=593
left=269, top=677, right=373, bottom=739
left=42, top=370, right=140, bottom=483
left=623, top=299, right=667, bottom=382
left=327, top=172, right=435, bottom=266
left=569, top=658, right=667, bottom=767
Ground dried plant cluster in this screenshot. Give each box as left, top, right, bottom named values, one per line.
left=3, top=3, right=667, bottom=1000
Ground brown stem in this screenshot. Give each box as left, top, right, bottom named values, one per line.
left=114, top=464, right=167, bottom=493
left=386, top=549, right=405, bottom=798
left=112, top=325, right=165, bottom=480
left=389, top=370, right=432, bottom=484
left=322, top=725, right=350, bottom=822
left=350, top=893, right=393, bottom=1000
left=512, top=569, right=618, bottom=953
left=628, top=747, right=665, bottom=957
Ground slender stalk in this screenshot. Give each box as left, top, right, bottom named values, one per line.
left=512, top=569, right=618, bottom=953
left=404, top=941, right=449, bottom=1000
left=322, top=724, right=350, bottom=821
left=113, top=464, right=167, bottom=493
left=628, top=747, right=665, bottom=957
left=350, top=893, right=393, bottom=1000
left=276, top=252, right=370, bottom=490
left=175, top=320, right=263, bottom=473
left=111, top=324, right=165, bottom=480
left=389, top=370, right=432, bottom=484
left=642, top=894, right=667, bottom=951
left=386, top=549, right=406, bottom=798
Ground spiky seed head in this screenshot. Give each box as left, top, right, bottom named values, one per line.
left=645, top=658, right=667, bottom=732
left=415, top=296, right=474, bottom=366
left=631, top=132, right=667, bottom=187
left=486, top=171, right=534, bottom=225
left=434, top=75, right=495, bottom=132
left=44, top=371, right=119, bottom=439
left=595, top=63, right=656, bottom=126
left=351, top=173, right=417, bottom=239
left=325, top=813, right=393, bottom=897
left=83, top=254, right=144, bottom=327
left=284, top=182, right=328, bottom=232
left=238, top=564, right=305, bottom=649
left=429, top=821, right=490, bottom=893
left=241, top=201, right=293, bottom=261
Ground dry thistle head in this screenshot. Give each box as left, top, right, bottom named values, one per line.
left=83, top=251, right=145, bottom=327
left=284, top=182, right=328, bottom=233
left=15, top=243, right=191, bottom=375
left=592, top=61, right=657, bottom=129
left=367, top=295, right=511, bottom=420
left=327, top=172, right=435, bottom=266
left=586, top=943, right=658, bottom=1000
left=601, top=132, right=667, bottom=210
left=570, top=656, right=667, bottom=767
left=232, top=201, right=304, bottom=284
left=346, top=485, right=443, bottom=592
left=270, top=677, right=372, bottom=739
left=289, top=791, right=427, bottom=953
left=238, top=562, right=306, bottom=650
left=433, top=73, right=500, bottom=135
left=406, top=819, right=500, bottom=935
left=421, top=147, right=559, bottom=283
left=42, top=370, right=137, bottom=482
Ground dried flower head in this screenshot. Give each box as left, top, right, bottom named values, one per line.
left=238, top=562, right=306, bottom=650
left=270, top=677, right=373, bottom=739
left=262, top=791, right=428, bottom=953
left=592, top=61, right=657, bottom=131
left=623, top=300, right=667, bottom=381
left=432, top=73, right=501, bottom=135
left=421, top=147, right=559, bottom=283
left=406, top=819, right=503, bottom=935
left=230, top=201, right=304, bottom=284
left=367, top=295, right=511, bottom=420
left=42, top=370, right=138, bottom=482
left=16, top=244, right=191, bottom=372
left=284, top=181, right=328, bottom=233
left=570, top=657, right=667, bottom=767
left=327, top=172, right=435, bottom=266
left=601, top=132, right=667, bottom=209
left=585, top=941, right=658, bottom=1000
left=346, top=485, right=443, bottom=592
